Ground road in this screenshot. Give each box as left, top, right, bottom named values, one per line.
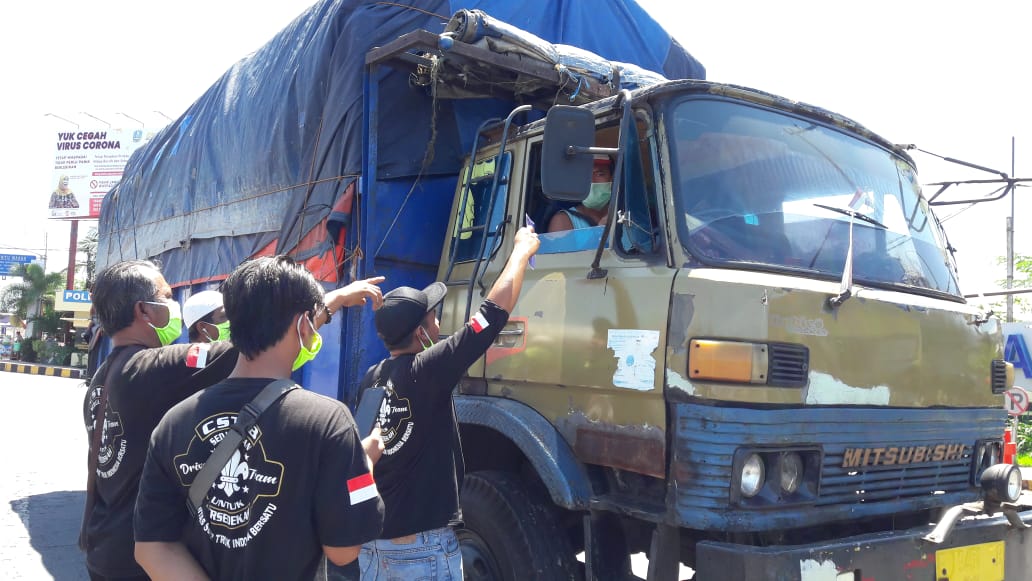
left=1, top=373, right=89, bottom=580
left=1, top=373, right=688, bottom=580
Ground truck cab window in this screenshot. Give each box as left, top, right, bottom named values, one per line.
left=450, top=153, right=511, bottom=263
left=530, top=118, right=660, bottom=255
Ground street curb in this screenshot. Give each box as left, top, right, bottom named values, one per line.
left=0, top=362, right=84, bottom=379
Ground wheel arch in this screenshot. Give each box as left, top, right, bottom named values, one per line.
left=455, top=395, right=592, bottom=510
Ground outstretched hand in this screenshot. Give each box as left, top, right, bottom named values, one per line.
left=328, top=276, right=386, bottom=310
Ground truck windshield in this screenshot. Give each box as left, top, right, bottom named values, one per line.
left=669, top=99, right=960, bottom=296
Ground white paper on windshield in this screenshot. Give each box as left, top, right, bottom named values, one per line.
left=607, top=329, right=660, bottom=391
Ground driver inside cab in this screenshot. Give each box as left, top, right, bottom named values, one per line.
left=548, top=155, right=612, bottom=232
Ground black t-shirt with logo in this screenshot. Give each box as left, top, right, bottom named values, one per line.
left=81, top=341, right=237, bottom=577
left=134, top=378, right=384, bottom=581
left=359, top=300, right=508, bottom=539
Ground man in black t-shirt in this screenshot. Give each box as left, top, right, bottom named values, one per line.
left=81, top=259, right=239, bottom=581
left=358, top=226, right=539, bottom=580
left=134, top=256, right=386, bottom=580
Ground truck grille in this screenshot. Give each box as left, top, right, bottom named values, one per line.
left=991, top=359, right=1009, bottom=394
left=669, top=403, right=1003, bottom=532
left=817, top=450, right=972, bottom=506
left=767, top=342, right=808, bottom=387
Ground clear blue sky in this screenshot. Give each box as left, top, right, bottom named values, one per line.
left=3, top=0, right=1027, bottom=298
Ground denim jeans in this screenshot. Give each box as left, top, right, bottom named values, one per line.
left=359, top=527, right=463, bottom=581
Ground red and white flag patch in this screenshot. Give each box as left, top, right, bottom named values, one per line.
left=185, top=343, right=211, bottom=368
left=470, top=312, right=490, bottom=333
left=347, top=473, right=378, bottom=505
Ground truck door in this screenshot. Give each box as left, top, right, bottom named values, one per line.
left=480, top=117, right=674, bottom=480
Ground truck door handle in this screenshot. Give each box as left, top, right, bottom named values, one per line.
left=497, top=329, right=524, bottom=336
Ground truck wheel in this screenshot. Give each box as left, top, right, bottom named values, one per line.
left=458, top=470, right=579, bottom=581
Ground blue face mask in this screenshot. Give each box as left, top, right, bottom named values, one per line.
left=583, top=182, right=612, bottom=209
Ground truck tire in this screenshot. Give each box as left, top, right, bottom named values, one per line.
left=458, top=470, right=580, bottom=581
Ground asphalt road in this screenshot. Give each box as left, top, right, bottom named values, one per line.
left=0, top=372, right=689, bottom=580
left=1, top=373, right=90, bottom=580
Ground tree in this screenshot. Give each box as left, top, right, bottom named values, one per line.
left=77, top=226, right=99, bottom=290
left=0, top=263, right=66, bottom=338
left=982, top=255, right=1032, bottom=322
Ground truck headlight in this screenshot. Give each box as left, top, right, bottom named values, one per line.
left=980, top=463, right=1022, bottom=503
left=779, top=452, right=804, bottom=495
left=740, top=453, right=765, bottom=498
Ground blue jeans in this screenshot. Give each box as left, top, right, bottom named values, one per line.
left=359, top=527, right=463, bottom=581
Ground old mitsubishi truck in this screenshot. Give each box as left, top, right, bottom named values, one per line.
left=96, top=1, right=1030, bottom=579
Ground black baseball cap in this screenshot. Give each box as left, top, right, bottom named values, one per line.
left=374, top=282, right=447, bottom=345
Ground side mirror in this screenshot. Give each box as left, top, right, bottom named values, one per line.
left=541, top=106, right=594, bottom=202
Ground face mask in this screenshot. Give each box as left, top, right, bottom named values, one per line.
left=418, top=325, right=435, bottom=351
left=145, top=300, right=183, bottom=346
left=583, top=182, right=612, bottom=210
left=292, top=315, right=323, bottom=371
left=201, top=321, right=232, bottom=343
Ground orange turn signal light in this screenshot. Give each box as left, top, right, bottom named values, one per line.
left=689, top=340, right=769, bottom=384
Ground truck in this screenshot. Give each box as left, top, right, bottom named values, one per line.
left=97, top=1, right=1032, bottom=578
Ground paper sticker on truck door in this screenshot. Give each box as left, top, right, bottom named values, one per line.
left=607, top=329, right=660, bottom=391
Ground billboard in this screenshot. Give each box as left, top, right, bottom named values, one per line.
left=49, top=127, right=154, bottom=219
left=0, top=254, right=36, bottom=276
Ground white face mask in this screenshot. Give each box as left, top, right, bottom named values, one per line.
left=417, top=325, right=435, bottom=351
left=583, top=182, right=612, bottom=209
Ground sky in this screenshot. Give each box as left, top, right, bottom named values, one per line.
left=1, top=0, right=1029, bottom=305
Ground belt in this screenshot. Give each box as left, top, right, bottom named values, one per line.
left=390, top=534, right=418, bottom=544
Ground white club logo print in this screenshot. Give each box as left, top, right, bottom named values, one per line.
left=174, top=412, right=285, bottom=548
left=216, top=450, right=250, bottom=497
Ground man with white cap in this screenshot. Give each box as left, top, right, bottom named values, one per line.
left=356, top=226, right=539, bottom=580
left=183, top=290, right=230, bottom=343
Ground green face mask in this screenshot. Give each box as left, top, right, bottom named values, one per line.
left=201, top=321, right=232, bottom=343
left=145, top=300, right=183, bottom=346
left=292, top=315, right=323, bottom=371
left=583, top=181, right=612, bottom=210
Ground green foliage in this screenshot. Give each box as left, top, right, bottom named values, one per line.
left=77, top=227, right=99, bottom=290
left=0, top=263, right=67, bottom=338
left=993, top=254, right=1032, bottom=320
left=32, top=338, right=74, bottom=366
left=1017, top=417, right=1032, bottom=456
left=1019, top=453, right=1032, bottom=467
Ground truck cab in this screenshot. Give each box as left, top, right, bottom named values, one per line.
left=422, top=74, right=1027, bottom=579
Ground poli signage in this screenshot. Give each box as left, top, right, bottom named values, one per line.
left=55, top=289, right=92, bottom=313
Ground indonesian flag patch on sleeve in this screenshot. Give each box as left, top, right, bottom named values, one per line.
left=185, top=343, right=211, bottom=369
left=347, top=473, right=378, bottom=505
left=470, top=312, right=490, bottom=333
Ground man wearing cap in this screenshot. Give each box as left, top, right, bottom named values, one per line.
left=184, top=290, right=230, bottom=343
left=357, top=226, right=540, bottom=580
left=547, top=155, right=613, bottom=232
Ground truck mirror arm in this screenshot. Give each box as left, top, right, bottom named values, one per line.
left=588, top=90, right=633, bottom=280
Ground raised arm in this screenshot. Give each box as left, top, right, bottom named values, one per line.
left=486, top=226, right=540, bottom=313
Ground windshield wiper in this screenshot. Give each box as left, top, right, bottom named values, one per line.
left=812, top=203, right=887, bottom=309
left=813, top=203, right=888, bottom=229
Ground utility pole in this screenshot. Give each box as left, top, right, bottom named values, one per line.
left=1007, top=137, right=1016, bottom=322
left=67, top=220, right=78, bottom=289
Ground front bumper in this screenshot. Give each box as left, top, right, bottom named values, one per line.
left=694, top=502, right=1032, bottom=580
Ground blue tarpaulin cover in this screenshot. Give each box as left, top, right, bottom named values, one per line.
left=97, top=0, right=704, bottom=286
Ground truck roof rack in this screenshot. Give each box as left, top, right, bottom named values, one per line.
left=365, top=29, right=617, bottom=108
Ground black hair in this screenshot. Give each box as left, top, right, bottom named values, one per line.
left=93, top=260, right=161, bottom=334
left=222, top=255, right=323, bottom=359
